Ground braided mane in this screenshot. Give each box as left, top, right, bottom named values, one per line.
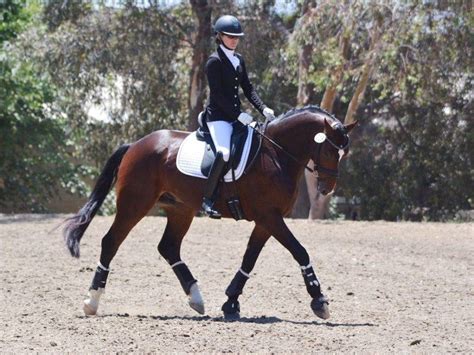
left=278, top=105, right=340, bottom=124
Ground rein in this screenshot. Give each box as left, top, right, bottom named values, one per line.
left=249, top=124, right=315, bottom=174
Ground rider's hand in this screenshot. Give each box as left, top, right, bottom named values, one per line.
left=263, top=107, right=275, bottom=120
left=237, top=112, right=253, bottom=125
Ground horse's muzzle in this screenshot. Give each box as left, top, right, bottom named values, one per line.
left=318, top=186, right=330, bottom=195
left=317, top=179, right=336, bottom=196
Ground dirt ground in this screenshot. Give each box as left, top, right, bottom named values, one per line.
left=1, top=214, right=473, bottom=353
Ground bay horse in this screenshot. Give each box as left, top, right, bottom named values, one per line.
left=63, top=105, right=356, bottom=320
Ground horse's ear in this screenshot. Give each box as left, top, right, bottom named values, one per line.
left=344, top=120, right=358, bottom=133
left=324, top=118, right=333, bottom=133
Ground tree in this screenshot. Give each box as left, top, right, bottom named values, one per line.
left=288, top=1, right=415, bottom=219
left=287, top=0, right=316, bottom=217
left=0, top=1, right=84, bottom=212
left=187, top=0, right=212, bottom=131
left=340, top=1, right=473, bottom=220
left=36, top=2, right=190, bottom=166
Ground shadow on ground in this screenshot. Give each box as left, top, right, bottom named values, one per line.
left=79, top=313, right=377, bottom=327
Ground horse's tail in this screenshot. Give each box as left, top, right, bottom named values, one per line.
left=63, top=144, right=131, bottom=258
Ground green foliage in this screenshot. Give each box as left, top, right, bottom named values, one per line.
left=339, top=2, right=473, bottom=220
left=0, top=1, right=85, bottom=211
left=282, top=1, right=472, bottom=220
left=0, top=0, right=30, bottom=43
left=41, top=0, right=92, bottom=31
left=33, top=2, right=190, bottom=166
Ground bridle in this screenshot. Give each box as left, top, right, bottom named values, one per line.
left=312, top=130, right=350, bottom=178
left=249, top=122, right=350, bottom=178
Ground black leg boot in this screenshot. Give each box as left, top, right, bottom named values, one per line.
left=202, top=152, right=226, bottom=219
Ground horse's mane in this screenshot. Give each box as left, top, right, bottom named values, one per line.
left=277, top=105, right=341, bottom=124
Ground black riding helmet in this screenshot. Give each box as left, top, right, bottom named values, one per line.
left=214, top=15, right=244, bottom=36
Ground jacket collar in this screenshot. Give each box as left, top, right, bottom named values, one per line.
left=217, top=46, right=239, bottom=73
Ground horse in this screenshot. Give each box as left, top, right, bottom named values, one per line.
left=63, top=105, right=357, bottom=320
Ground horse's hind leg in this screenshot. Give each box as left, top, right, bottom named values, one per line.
left=158, top=207, right=204, bottom=314
left=222, top=224, right=271, bottom=319
left=83, top=183, right=159, bottom=316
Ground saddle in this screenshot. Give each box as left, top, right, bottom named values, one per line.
left=177, top=112, right=262, bottom=182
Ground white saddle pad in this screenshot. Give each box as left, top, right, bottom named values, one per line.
left=176, top=126, right=254, bottom=182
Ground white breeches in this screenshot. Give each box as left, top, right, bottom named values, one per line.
left=207, top=120, right=233, bottom=162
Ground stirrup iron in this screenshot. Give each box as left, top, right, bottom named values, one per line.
left=202, top=198, right=221, bottom=219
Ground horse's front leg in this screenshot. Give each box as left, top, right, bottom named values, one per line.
left=222, top=224, right=270, bottom=319
left=261, top=213, right=330, bottom=320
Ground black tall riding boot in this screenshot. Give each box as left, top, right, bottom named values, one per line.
left=201, top=152, right=226, bottom=219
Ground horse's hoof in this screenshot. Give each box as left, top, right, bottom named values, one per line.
left=189, top=301, right=205, bottom=315
left=83, top=298, right=98, bottom=316
left=222, top=299, right=240, bottom=320
left=223, top=312, right=240, bottom=321
left=311, top=295, right=330, bottom=320
left=188, top=283, right=205, bottom=315
left=83, top=288, right=103, bottom=316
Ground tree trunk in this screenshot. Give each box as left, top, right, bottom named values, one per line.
left=308, top=20, right=382, bottom=219
left=296, top=43, right=314, bottom=107
left=345, top=25, right=382, bottom=124
left=290, top=0, right=317, bottom=218
left=187, top=0, right=212, bottom=131
left=292, top=38, right=312, bottom=218
left=307, top=34, right=350, bottom=219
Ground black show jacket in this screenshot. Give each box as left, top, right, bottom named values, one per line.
left=204, top=46, right=266, bottom=123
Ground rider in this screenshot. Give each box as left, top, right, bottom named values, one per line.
left=201, top=15, right=275, bottom=219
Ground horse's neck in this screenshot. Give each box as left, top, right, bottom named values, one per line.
left=266, top=113, right=322, bottom=180
left=268, top=113, right=321, bottom=162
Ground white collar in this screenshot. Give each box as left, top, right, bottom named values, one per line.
left=219, top=45, right=240, bottom=69
left=220, top=44, right=235, bottom=58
